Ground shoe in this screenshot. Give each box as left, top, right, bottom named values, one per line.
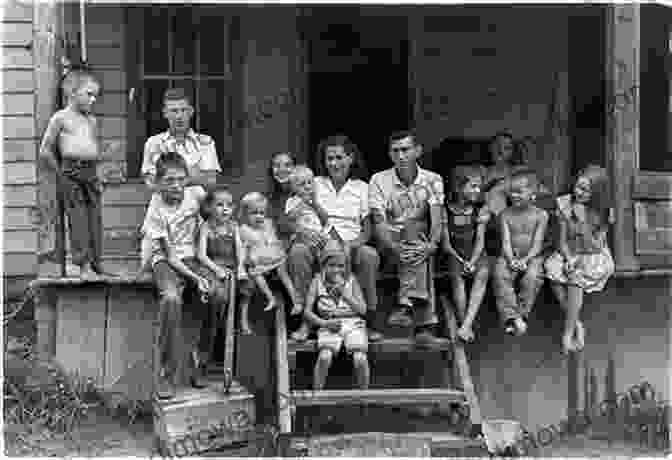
left=414, top=329, right=450, bottom=349
left=387, top=307, right=413, bottom=327
left=368, top=328, right=383, bottom=342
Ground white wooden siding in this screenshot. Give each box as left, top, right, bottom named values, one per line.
left=3, top=0, right=37, bottom=278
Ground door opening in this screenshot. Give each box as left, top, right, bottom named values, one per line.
left=306, top=7, right=410, bottom=178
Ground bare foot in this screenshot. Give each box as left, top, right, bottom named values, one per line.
left=290, top=303, right=303, bottom=316
left=513, top=317, right=527, bottom=336
left=239, top=324, right=253, bottom=335
left=457, top=324, right=475, bottom=342
left=80, top=264, right=98, bottom=280
left=264, top=298, right=277, bottom=312
left=562, top=334, right=575, bottom=354
left=574, top=321, right=586, bottom=351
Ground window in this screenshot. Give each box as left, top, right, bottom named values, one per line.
left=639, top=4, right=672, bottom=172
left=127, top=6, right=239, bottom=177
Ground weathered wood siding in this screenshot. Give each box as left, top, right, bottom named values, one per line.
left=3, top=0, right=39, bottom=281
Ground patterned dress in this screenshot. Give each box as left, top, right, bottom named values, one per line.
left=544, top=195, right=614, bottom=292
left=443, top=203, right=491, bottom=276
left=239, top=219, right=287, bottom=277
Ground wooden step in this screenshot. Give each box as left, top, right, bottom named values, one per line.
left=289, top=336, right=453, bottom=356
left=278, top=431, right=487, bottom=457
left=290, top=388, right=466, bottom=408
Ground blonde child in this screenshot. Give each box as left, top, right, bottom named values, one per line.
left=239, top=192, right=299, bottom=318
left=441, top=165, right=491, bottom=342
left=545, top=165, right=614, bottom=353
left=303, top=240, right=370, bottom=390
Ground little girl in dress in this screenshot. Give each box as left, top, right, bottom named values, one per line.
left=238, top=192, right=299, bottom=327
left=545, top=165, right=615, bottom=354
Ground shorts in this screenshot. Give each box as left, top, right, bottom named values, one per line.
left=317, top=317, right=367, bottom=354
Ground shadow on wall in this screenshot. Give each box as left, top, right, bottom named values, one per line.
left=468, top=277, right=670, bottom=430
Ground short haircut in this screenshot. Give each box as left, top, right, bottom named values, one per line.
left=239, top=192, right=268, bottom=220
left=289, top=165, right=314, bottom=187
left=155, top=151, right=188, bottom=179
left=163, top=87, right=191, bottom=106
left=201, top=184, right=233, bottom=220
left=450, top=164, right=486, bottom=201
left=389, top=129, right=417, bottom=146
left=61, top=67, right=99, bottom=96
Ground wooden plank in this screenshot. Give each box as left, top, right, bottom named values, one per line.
left=634, top=201, right=672, bottom=230
left=2, top=0, right=33, bottom=22
left=4, top=229, right=38, bottom=252
left=99, top=69, right=126, bottom=92
left=291, top=388, right=466, bottom=407
left=102, top=229, right=141, bottom=256
left=3, top=115, right=35, bottom=139
left=56, top=286, right=108, bottom=384
left=2, top=93, right=34, bottom=115
left=288, top=336, right=453, bottom=357
left=86, top=5, right=124, bottom=26
left=301, top=432, right=432, bottom=457
left=101, top=205, right=147, bottom=229
left=3, top=139, right=38, bottom=162
left=1, top=22, right=32, bottom=46
left=2, top=70, right=35, bottom=92
left=85, top=20, right=124, bottom=46
left=103, top=284, right=156, bottom=399
left=4, top=161, right=36, bottom=184
left=96, top=92, right=125, bottom=116
left=102, top=181, right=152, bottom=205
left=3, top=252, right=37, bottom=275
left=4, top=206, right=36, bottom=229
left=2, top=47, right=33, bottom=69
left=4, top=184, right=37, bottom=206
left=636, top=229, right=672, bottom=254
left=633, top=172, right=672, bottom=200
left=275, top=294, right=292, bottom=433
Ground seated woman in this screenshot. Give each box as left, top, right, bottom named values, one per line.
left=289, top=135, right=382, bottom=342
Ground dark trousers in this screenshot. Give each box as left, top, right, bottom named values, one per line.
left=60, top=174, right=102, bottom=267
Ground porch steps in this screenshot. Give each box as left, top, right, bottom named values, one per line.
left=289, top=388, right=466, bottom=408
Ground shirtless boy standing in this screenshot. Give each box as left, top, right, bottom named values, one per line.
left=39, top=68, right=114, bottom=278
left=493, top=170, right=549, bottom=336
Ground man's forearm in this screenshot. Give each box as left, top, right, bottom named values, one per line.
left=168, top=257, right=200, bottom=282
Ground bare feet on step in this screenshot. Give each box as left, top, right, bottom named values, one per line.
left=562, top=334, right=575, bottom=354
left=457, top=324, right=475, bottom=343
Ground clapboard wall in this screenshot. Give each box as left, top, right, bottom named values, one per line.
left=3, top=0, right=39, bottom=297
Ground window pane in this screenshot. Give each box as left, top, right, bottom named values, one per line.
left=143, top=7, right=170, bottom=74
left=198, top=80, right=236, bottom=172
left=172, top=7, right=195, bottom=75
left=144, top=80, right=169, bottom=138
left=198, top=14, right=231, bottom=75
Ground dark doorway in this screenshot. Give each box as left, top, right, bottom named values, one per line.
left=305, top=7, right=410, bottom=178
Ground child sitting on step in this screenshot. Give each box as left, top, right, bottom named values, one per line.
left=304, top=240, right=370, bottom=390
left=441, top=165, right=492, bottom=343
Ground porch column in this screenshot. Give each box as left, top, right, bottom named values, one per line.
left=605, top=4, right=640, bottom=272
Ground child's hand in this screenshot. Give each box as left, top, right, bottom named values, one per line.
left=196, top=276, right=210, bottom=296
left=563, top=257, right=577, bottom=274
left=462, top=260, right=475, bottom=276
left=325, top=319, right=341, bottom=332
left=217, top=267, right=233, bottom=281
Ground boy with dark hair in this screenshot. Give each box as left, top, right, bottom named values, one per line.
left=39, top=67, right=117, bottom=278
left=141, top=151, right=227, bottom=398
left=493, top=169, right=549, bottom=336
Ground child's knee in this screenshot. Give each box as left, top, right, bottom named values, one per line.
left=317, top=349, right=334, bottom=366
left=474, top=266, right=490, bottom=283
left=352, top=351, right=368, bottom=368
left=160, top=289, right=182, bottom=309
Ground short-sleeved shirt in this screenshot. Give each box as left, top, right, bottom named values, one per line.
left=314, top=177, right=369, bottom=243
left=140, top=186, right=206, bottom=268
left=368, top=166, right=444, bottom=234
left=285, top=196, right=324, bottom=235
left=141, top=129, right=221, bottom=178
left=311, top=273, right=364, bottom=320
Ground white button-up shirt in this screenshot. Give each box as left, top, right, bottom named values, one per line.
left=314, top=176, right=369, bottom=243
left=141, top=129, right=221, bottom=178
left=368, top=166, right=445, bottom=234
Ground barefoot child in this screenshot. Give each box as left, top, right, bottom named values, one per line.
left=196, top=185, right=252, bottom=355
left=141, top=152, right=223, bottom=397
left=238, top=192, right=299, bottom=321
left=39, top=67, right=116, bottom=278
left=545, top=165, right=614, bottom=353
left=493, top=170, right=549, bottom=336
left=442, top=165, right=491, bottom=342
left=304, top=240, right=370, bottom=390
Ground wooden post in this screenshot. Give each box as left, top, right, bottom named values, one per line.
left=605, top=354, right=616, bottom=444
left=34, top=0, right=66, bottom=277
left=33, top=286, right=56, bottom=360
left=567, top=352, right=580, bottom=434
left=275, top=297, right=292, bottom=433
left=605, top=4, right=640, bottom=271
